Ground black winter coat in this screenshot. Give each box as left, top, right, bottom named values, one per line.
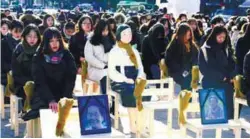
left=165, top=39, right=198, bottom=89
left=142, top=24, right=167, bottom=79
left=235, top=37, right=250, bottom=75
left=198, top=43, right=236, bottom=119
left=1, top=34, right=21, bottom=85
left=31, top=48, right=77, bottom=106
left=12, top=43, right=34, bottom=99
left=69, top=32, right=88, bottom=68
left=243, top=51, right=250, bottom=105
left=198, top=44, right=236, bottom=88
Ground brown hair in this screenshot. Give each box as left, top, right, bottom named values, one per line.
left=173, top=23, right=197, bottom=48
left=187, top=18, right=203, bottom=37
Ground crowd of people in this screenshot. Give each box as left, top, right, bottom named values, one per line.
left=1, top=6, right=250, bottom=135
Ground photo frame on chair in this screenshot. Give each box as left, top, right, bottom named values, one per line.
left=77, top=95, right=111, bottom=135
left=198, top=88, right=228, bottom=125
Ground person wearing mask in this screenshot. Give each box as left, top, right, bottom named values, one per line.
left=12, top=24, right=41, bottom=104
left=69, top=15, right=93, bottom=74
left=236, top=23, right=250, bottom=75
left=1, top=20, right=24, bottom=86
left=84, top=19, right=115, bottom=95
left=165, top=23, right=198, bottom=90
left=31, top=27, right=77, bottom=113
left=62, top=20, right=75, bottom=44
left=142, top=23, right=166, bottom=80
left=198, top=25, right=236, bottom=119
left=39, top=14, right=55, bottom=34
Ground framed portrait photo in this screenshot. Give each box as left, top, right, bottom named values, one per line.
left=77, top=95, right=111, bottom=135
left=198, top=88, right=228, bottom=125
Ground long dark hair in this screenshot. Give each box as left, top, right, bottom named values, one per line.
left=187, top=18, right=203, bottom=37
left=43, top=14, right=55, bottom=28
left=107, top=17, right=117, bottom=33
left=173, top=23, right=197, bottom=48
left=90, top=19, right=115, bottom=46
left=22, top=24, right=41, bottom=46
left=77, top=15, right=93, bottom=33
left=206, top=25, right=229, bottom=47
left=126, top=20, right=138, bottom=45
left=130, top=16, right=140, bottom=30
left=41, top=27, right=66, bottom=54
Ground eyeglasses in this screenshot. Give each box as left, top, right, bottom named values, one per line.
left=27, top=35, right=38, bottom=39
left=82, top=23, right=92, bottom=25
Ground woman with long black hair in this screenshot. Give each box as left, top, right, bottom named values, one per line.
left=165, top=23, right=199, bottom=90
left=32, top=27, right=77, bottom=113
left=198, top=25, right=236, bottom=119
left=84, top=19, right=115, bottom=95
left=38, top=14, right=55, bottom=34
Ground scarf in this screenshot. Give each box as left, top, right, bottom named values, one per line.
left=44, top=50, right=64, bottom=64
left=117, top=41, right=138, bottom=69
left=17, top=41, right=38, bottom=63
left=63, top=29, right=71, bottom=40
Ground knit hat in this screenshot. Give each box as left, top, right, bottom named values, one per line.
left=116, top=24, right=130, bottom=41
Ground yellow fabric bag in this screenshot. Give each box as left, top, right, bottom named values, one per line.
left=233, top=75, right=246, bottom=99
left=159, top=59, right=168, bottom=79
left=178, top=90, right=192, bottom=125
left=55, top=98, right=74, bottom=136
left=81, top=60, right=88, bottom=83
left=134, top=78, right=147, bottom=111
left=23, top=81, right=35, bottom=112
left=190, top=66, right=199, bottom=89
left=5, top=71, right=14, bottom=97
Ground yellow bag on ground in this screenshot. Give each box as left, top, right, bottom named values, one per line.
left=178, top=90, right=192, bottom=125
left=56, top=98, right=74, bottom=137
left=191, top=66, right=199, bottom=89
left=81, top=60, right=88, bottom=83
left=134, top=78, right=147, bottom=111
left=23, top=81, right=35, bottom=112
left=5, top=71, right=14, bottom=97
left=233, top=75, right=246, bottom=99
left=159, top=59, right=168, bottom=79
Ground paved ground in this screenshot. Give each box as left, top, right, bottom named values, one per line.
left=1, top=82, right=250, bottom=138
left=1, top=105, right=250, bottom=138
